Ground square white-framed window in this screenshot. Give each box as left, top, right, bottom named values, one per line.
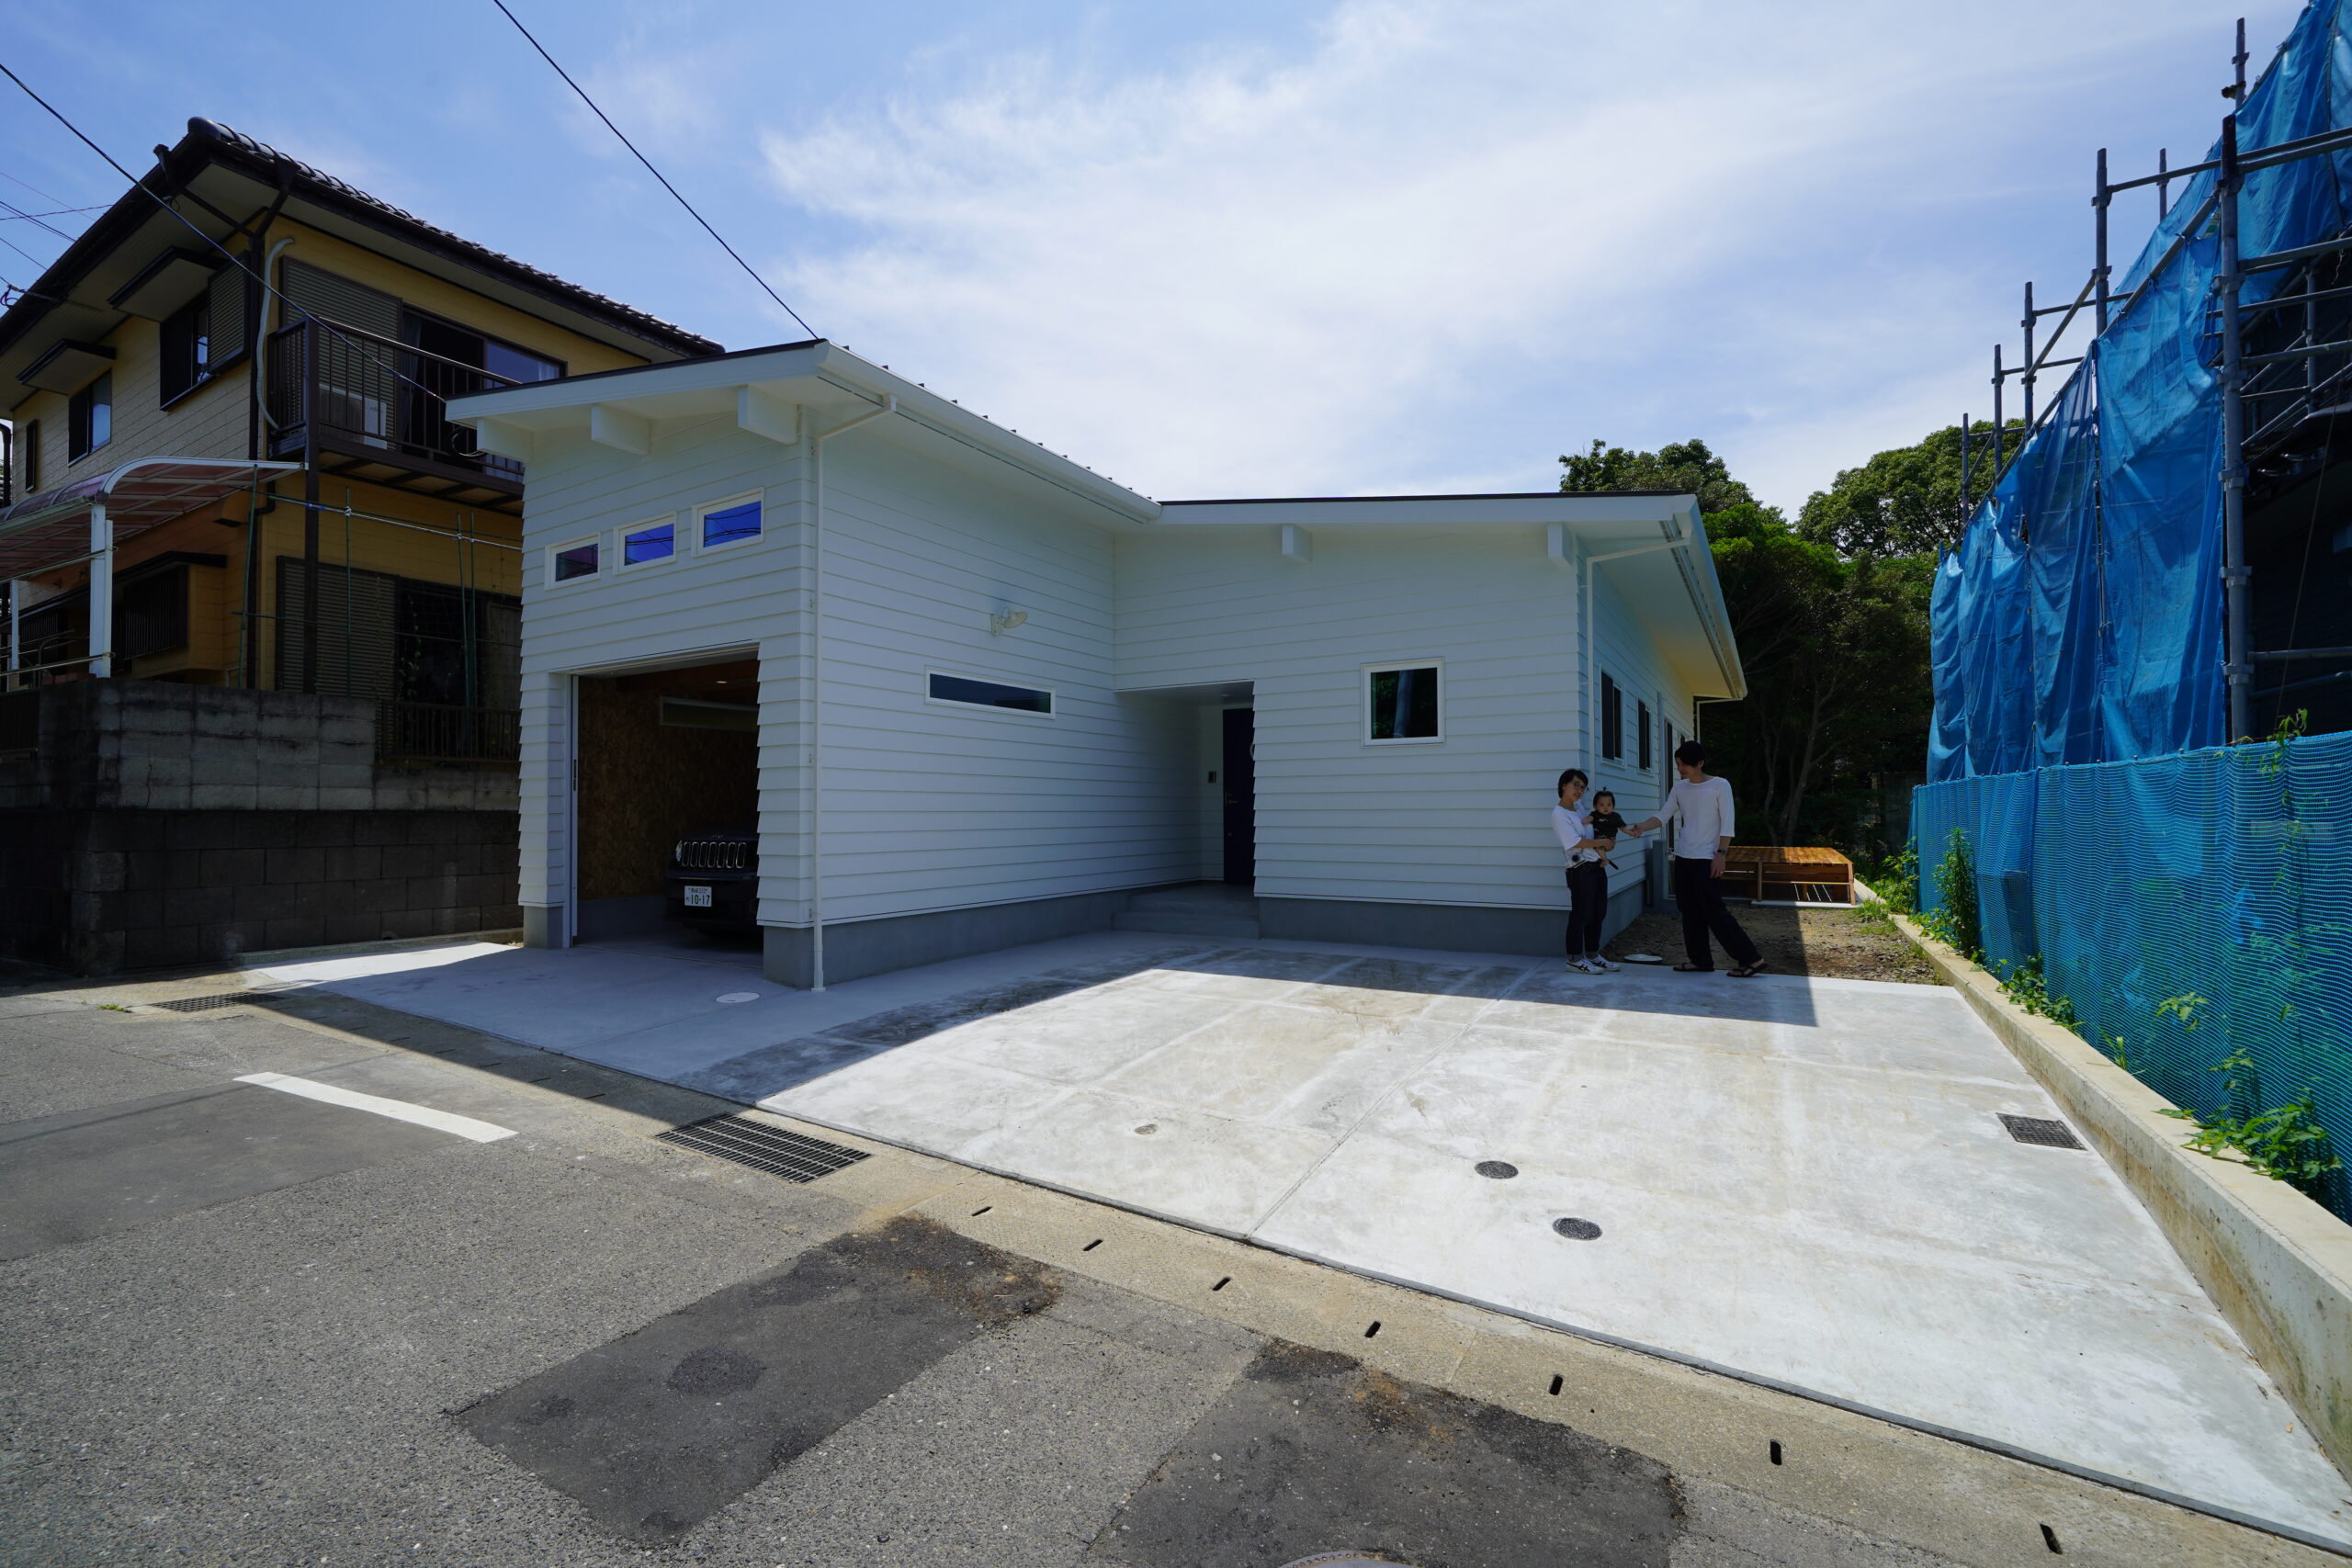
left=547, top=535, right=602, bottom=586
left=692, top=490, right=765, bottom=555
left=617, top=513, right=679, bottom=571
left=1363, top=660, right=1442, bottom=745
left=924, top=670, right=1056, bottom=718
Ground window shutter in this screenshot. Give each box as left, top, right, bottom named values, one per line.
left=208, top=262, right=246, bottom=365
left=279, top=260, right=401, bottom=338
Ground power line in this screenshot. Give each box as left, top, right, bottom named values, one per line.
left=0, top=225, right=48, bottom=270
left=0, top=166, right=72, bottom=209
left=0, top=194, right=76, bottom=243
left=486, top=0, right=816, bottom=339
left=0, top=201, right=105, bottom=223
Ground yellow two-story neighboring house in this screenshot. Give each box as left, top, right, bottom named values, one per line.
left=1, top=117, right=718, bottom=760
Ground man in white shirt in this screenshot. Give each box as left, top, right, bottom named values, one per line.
left=1627, top=739, right=1766, bottom=976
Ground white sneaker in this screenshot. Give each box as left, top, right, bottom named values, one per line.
left=1569, top=957, right=1605, bottom=975
left=1591, top=956, right=1622, bottom=972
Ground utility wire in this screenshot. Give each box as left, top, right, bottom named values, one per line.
left=0, top=165, right=72, bottom=209
left=0, top=201, right=104, bottom=224
left=486, top=0, right=817, bottom=338
left=0, top=226, right=48, bottom=270
left=0, top=194, right=75, bottom=243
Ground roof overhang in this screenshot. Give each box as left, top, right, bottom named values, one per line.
left=1159, top=491, right=1745, bottom=699
left=17, top=339, right=116, bottom=394
left=447, top=340, right=1164, bottom=529
left=0, top=457, right=300, bottom=577
left=107, top=246, right=220, bottom=321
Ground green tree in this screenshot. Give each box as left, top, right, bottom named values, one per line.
left=1559, top=437, right=1757, bottom=515
left=1795, top=419, right=2017, bottom=557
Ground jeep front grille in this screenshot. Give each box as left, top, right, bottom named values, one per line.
left=675, top=837, right=753, bottom=872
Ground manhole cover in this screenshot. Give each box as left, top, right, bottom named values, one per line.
left=1552, top=1217, right=1603, bottom=1240
left=1998, top=1113, right=2086, bottom=1150
left=1134, top=1122, right=1159, bottom=1135
left=715, top=991, right=760, bottom=1004
left=1475, top=1160, right=1519, bottom=1179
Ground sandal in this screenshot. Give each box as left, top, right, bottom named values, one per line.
left=1672, top=962, right=1713, bottom=973
left=1727, top=961, right=1769, bottom=978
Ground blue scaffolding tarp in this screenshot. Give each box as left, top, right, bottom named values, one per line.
left=1928, top=0, right=2352, bottom=779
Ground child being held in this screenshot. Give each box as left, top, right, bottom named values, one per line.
left=1580, top=790, right=1628, bottom=869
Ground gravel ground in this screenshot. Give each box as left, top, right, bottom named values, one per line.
left=1608, top=900, right=1942, bottom=986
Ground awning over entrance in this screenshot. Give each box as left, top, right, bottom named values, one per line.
left=0, top=457, right=300, bottom=578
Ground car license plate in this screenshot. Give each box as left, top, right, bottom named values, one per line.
left=684, top=886, right=713, bottom=908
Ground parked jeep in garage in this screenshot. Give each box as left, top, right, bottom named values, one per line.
left=665, top=828, right=758, bottom=934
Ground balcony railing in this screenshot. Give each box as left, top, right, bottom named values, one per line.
left=375, top=701, right=520, bottom=765
left=266, top=318, right=526, bottom=499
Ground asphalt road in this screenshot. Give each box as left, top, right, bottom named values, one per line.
left=0, top=977, right=2324, bottom=1568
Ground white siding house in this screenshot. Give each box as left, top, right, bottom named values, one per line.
left=450, top=342, right=1744, bottom=987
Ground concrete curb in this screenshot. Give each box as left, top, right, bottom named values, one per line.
left=1861, top=885, right=2352, bottom=1487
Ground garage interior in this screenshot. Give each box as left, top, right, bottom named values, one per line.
left=575, top=657, right=759, bottom=942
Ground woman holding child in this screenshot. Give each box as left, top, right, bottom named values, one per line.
left=1551, top=769, right=1620, bottom=974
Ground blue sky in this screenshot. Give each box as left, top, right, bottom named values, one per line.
left=0, top=0, right=2305, bottom=512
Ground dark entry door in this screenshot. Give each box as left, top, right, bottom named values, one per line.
left=1221, top=707, right=1255, bottom=885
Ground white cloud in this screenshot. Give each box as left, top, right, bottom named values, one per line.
left=757, top=0, right=2273, bottom=508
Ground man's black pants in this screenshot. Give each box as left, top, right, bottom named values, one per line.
left=1672, top=855, right=1761, bottom=970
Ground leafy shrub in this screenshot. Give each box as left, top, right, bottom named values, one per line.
left=2161, top=1045, right=2344, bottom=1201
left=1919, top=829, right=1980, bottom=961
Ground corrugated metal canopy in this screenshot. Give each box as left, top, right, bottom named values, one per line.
left=0, top=457, right=300, bottom=577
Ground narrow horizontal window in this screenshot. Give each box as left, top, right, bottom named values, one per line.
left=701, top=500, right=761, bottom=548
left=1367, top=664, right=1440, bottom=742
left=929, top=672, right=1052, bottom=714
left=552, top=541, right=599, bottom=581
left=623, top=520, right=674, bottom=565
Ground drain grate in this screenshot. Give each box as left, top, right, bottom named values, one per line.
left=152, top=992, right=256, bottom=1012
left=655, top=1114, right=870, bottom=1182
left=2000, top=1113, right=2086, bottom=1150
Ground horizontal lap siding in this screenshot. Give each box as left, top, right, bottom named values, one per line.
left=1116, top=526, right=1586, bottom=910
left=1589, top=563, right=1691, bottom=896
left=811, top=443, right=1190, bottom=922
left=513, top=416, right=808, bottom=919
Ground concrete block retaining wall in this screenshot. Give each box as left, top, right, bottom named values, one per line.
left=0, top=682, right=519, bottom=975
left=1, top=807, right=519, bottom=975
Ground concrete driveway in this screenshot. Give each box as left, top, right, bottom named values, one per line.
left=254, top=930, right=2352, bottom=1549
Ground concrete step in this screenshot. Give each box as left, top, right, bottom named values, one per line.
left=1125, top=884, right=1258, bottom=914
left=1112, top=910, right=1262, bottom=939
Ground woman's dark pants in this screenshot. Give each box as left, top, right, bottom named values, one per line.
left=1564, top=862, right=1609, bottom=958
left=1672, top=855, right=1761, bottom=970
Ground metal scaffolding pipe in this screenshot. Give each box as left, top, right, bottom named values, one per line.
left=2217, top=115, right=2254, bottom=740
left=1991, top=344, right=2007, bottom=476
left=2022, top=281, right=2039, bottom=434
left=2095, top=148, right=2111, bottom=333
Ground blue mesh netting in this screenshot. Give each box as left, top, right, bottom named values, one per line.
left=1917, top=2, right=2352, bottom=1219
left=1929, top=0, right=2352, bottom=779
left=1915, top=730, right=2352, bottom=1220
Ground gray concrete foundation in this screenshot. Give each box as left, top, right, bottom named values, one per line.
left=1259, top=884, right=1643, bottom=957
left=762, top=886, right=1169, bottom=989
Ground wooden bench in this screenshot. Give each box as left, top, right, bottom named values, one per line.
left=1720, top=846, right=1854, bottom=905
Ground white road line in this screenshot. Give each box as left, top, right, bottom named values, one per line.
left=233, top=1072, right=517, bottom=1143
